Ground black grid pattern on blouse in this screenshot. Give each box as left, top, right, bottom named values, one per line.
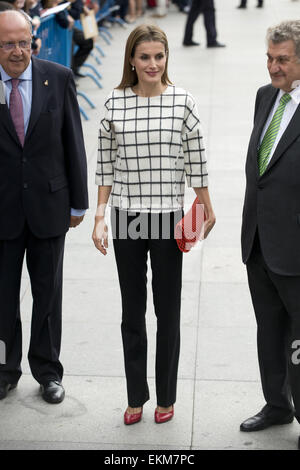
left=96, top=86, right=208, bottom=212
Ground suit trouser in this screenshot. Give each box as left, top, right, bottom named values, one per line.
left=183, top=0, right=217, bottom=46
left=112, top=209, right=183, bottom=407
left=0, top=224, right=65, bottom=385
left=246, top=233, right=300, bottom=422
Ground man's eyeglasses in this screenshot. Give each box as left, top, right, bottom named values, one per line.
left=0, top=41, right=31, bottom=52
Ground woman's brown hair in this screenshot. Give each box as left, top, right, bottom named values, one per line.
left=117, top=24, right=172, bottom=89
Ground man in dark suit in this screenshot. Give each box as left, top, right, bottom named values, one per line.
left=0, top=10, right=88, bottom=403
left=241, top=20, right=300, bottom=448
left=183, top=0, right=225, bottom=48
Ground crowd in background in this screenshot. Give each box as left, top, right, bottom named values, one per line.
left=0, top=0, right=299, bottom=79
left=0, top=0, right=196, bottom=78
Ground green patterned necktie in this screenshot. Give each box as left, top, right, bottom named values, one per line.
left=258, top=93, right=292, bottom=175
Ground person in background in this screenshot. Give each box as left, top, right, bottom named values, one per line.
left=237, top=0, right=263, bottom=8
left=84, top=0, right=99, bottom=16
left=0, top=1, right=14, bottom=10
left=183, top=0, right=225, bottom=48
left=127, top=0, right=143, bottom=22
left=25, top=0, right=42, bottom=18
left=4, top=0, right=24, bottom=8
left=24, top=0, right=42, bottom=54
left=40, top=0, right=75, bottom=32
left=69, top=0, right=94, bottom=77
left=42, top=0, right=94, bottom=78
left=92, top=24, right=215, bottom=426
left=113, top=0, right=129, bottom=22
left=172, top=0, right=191, bottom=13
left=151, top=0, right=167, bottom=18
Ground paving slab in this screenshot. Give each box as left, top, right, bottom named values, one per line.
left=0, top=375, right=194, bottom=448
left=199, top=282, right=256, bottom=328
left=192, top=380, right=299, bottom=450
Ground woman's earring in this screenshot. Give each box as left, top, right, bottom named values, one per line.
left=132, top=65, right=135, bottom=71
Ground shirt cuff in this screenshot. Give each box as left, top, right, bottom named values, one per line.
left=71, top=208, right=86, bottom=217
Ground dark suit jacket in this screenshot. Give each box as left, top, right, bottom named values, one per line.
left=241, top=84, right=300, bottom=275
left=0, top=56, right=88, bottom=240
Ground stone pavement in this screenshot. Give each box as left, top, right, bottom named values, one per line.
left=1, top=0, right=300, bottom=451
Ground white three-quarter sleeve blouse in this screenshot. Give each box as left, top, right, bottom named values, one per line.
left=96, top=85, right=208, bottom=213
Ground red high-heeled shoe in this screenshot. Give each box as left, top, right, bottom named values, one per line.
left=154, top=406, right=174, bottom=424
left=124, top=407, right=143, bottom=425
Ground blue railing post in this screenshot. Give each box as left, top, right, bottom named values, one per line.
left=38, top=15, right=73, bottom=68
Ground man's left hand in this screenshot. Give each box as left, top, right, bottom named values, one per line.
left=70, top=215, right=84, bottom=228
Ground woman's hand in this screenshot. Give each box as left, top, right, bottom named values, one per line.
left=203, top=208, right=216, bottom=239
left=92, top=216, right=109, bottom=255
left=193, top=187, right=216, bottom=239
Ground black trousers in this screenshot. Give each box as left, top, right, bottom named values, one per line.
left=72, top=28, right=94, bottom=73
left=239, top=0, right=263, bottom=6
left=112, top=209, right=183, bottom=407
left=246, top=233, right=300, bottom=422
left=183, top=0, right=217, bottom=46
left=0, top=224, right=65, bottom=385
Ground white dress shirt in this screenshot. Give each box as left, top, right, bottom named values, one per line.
left=0, top=61, right=32, bottom=134
left=260, top=85, right=300, bottom=165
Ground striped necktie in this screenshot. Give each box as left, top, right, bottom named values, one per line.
left=9, top=78, right=25, bottom=146
left=258, top=92, right=291, bottom=176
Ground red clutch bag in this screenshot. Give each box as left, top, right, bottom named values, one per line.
left=175, top=197, right=206, bottom=253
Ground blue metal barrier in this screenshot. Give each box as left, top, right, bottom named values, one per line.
left=38, top=15, right=73, bottom=68
left=96, top=0, right=125, bottom=28
left=37, top=14, right=100, bottom=120
left=37, top=9, right=121, bottom=119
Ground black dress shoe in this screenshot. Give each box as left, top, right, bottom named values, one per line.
left=237, top=5, right=247, bottom=8
left=240, top=409, right=294, bottom=432
left=40, top=380, right=65, bottom=404
left=207, top=41, right=226, bottom=48
left=183, top=40, right=200, bottom=47
left=0, top=380, right=17, bottom=400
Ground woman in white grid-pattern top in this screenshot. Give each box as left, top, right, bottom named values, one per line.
left=96, top=85, right=208, bottom=212
left=92, top=24, right=216, bottom=426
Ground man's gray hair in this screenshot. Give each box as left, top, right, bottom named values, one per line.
left=267, top=20, right=300, bottom=61
left=0, top=10, right=33, bottom=35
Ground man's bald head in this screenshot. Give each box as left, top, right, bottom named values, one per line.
left=0, top=9, right=32, bottom=78
left=0, top=10, right=32, bottom=35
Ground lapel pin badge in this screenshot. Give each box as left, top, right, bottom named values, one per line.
left=44, top=80, right=48, bottom=86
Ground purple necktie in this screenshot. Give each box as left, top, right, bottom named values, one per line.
left=9, top=79, right=25, bottom=146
